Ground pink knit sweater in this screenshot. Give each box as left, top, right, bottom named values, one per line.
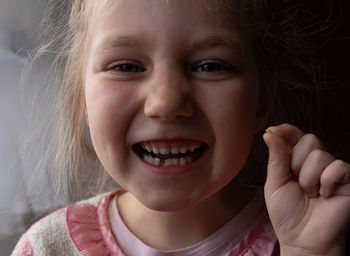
left=11, top=190, right=278, bottom=256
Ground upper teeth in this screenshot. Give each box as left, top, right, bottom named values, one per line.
left=141, top=142, right=201, bottom=155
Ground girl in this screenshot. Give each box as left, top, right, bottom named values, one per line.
left=12, top=0, right=350, bottom=255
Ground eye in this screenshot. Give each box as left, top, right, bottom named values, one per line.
left=192, top=61, right=231, bottom=73
left=106, top=61, right=145, bottom=73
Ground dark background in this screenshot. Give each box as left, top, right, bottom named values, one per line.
left=315, top=0, right=350, bottom=162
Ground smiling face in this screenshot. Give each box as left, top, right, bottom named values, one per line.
left=84, top=0, right=265, bottom=212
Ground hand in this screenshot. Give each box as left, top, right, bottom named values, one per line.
left=263, top=123, right=350, bottom=256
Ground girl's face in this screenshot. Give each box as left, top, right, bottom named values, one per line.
left=84, top=0, right=265, bottom=212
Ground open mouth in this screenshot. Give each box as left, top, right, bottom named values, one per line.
left=133, top=141, right=209, bottom=167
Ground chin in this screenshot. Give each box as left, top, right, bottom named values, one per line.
left=136, top=190, right=201, bottom=213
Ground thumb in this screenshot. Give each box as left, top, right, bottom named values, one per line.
left=263, top=131, right=292, bottom=196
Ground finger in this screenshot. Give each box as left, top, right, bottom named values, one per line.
left=263, top=131, right=291, bottom=196
left=290, top=133, right=324, bottom=177
left=298, top=149, right=335, bottom=197
left=320, top=160, right=350, bottom=197
left=266, top=123, right=304, bottom=147
left=333, top=184, right=350, bottom=197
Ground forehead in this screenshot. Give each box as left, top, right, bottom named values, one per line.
left=93, top=0, right=241, bottom=23
left=88, top=0, right=247, bottom=54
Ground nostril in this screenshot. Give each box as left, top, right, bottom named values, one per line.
left=144, top=99, right=194, bottom=121
left=144, top=81, right=194, bottom=121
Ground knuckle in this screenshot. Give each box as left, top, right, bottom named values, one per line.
left=321, top=161, right=342, bottom=182
left=303, top=133, right=317, bottom=142
left=320, top=172, right=333, bottom=185
left=303, top=133, right=323, bottom=148
left=321, top=159, right=350, bottom=186
left=280, top=123, right=295, bottom=132
left=331, top=159, right=347, bottom=170
left=268, top=157, right=286, bottom=167
left=308, top=149, right=325, bottom=163
left=280, top=123, right=291, bottom=129
left=268, top=158, right=274, bottom=165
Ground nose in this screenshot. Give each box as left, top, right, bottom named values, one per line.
left=144, top=69, right=194, bottom=121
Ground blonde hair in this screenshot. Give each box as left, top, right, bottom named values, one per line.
left=27, top=0, right=332, bottom=202
left=27, top=0, right=114, bottom=202
left=56, top=0, right=109, bottom=201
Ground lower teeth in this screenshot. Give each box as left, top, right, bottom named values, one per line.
left=143, top=155, right=193, bottom=166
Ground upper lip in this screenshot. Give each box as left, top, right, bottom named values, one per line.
left=130, top=126, right=212, bottom=146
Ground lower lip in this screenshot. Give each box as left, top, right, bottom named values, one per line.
left=135, top=150, right=209, bottom=176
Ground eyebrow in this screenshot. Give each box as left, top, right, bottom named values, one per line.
left=93, top=34, right=247, bottom=57
left=92, top=35, right=145, bottom=56
left=189, top=35, right=247, bottom=57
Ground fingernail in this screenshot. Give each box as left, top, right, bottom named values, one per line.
left=265, top=127, right=275, bottom=134
left=266, top=126, right=281, bottom=135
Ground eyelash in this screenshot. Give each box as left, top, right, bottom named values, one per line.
left=105, top=60, right=234, bottom=74
left=106, top=61, right=145, bottom=73
left=191, top=61, right=232, bottom=73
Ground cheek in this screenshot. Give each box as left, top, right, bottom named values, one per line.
left=85, top=81, right=135, bottom=165
left=200, top=82, right=259, bottom=135
left=87, top=96, right=122, bottom=142
left=200, top=84, right=258, bottom=179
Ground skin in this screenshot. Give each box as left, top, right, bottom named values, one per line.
left=84, top=0, right=263, bottom=250
left=264, top=124, right=350, bottom=255
left=83, top=0, right=350, bottom=254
